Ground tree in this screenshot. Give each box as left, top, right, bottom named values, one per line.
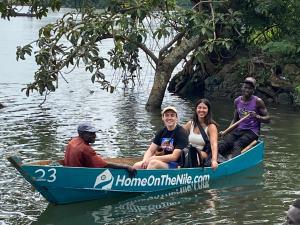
left=237, top=0, right=300, bottom=65
left=0, top=0, right=61, bottom=19
left=1, top=0, right=242, bottom=110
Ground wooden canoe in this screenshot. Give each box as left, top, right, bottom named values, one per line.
left=7, top=141, right=264, bottom=204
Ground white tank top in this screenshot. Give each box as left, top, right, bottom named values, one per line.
left=188, top=122, right=208, bottom=150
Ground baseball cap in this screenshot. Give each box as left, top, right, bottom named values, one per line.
left=161, top=106, right=177, bottom=115
left=243, top=77, right=256, bottom=88
left=77, top=123, right=98, bottom=133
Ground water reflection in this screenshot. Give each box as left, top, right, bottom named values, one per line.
left=31, top=165, right=264, bottom=225
left=21, top=111, right=60, bottom=156
left=113, top=89, right=154, bottom=156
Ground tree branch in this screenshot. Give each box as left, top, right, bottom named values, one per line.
left=192, top=0, right=227, bottom=10
left=136, top=42, right=159, bottom=65
left=249, top=24, right=278, bottom=44
left=209, top=1, right=217, bottom=40
left=164, top=35, right=203, bottom=69
left=159, top=32, right=185, bottom=58
left=39, top=90, right=50, bottom=107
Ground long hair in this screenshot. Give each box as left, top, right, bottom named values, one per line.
left=192, top=98, right=218, bottom=129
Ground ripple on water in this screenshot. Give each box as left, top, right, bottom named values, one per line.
left=0, top=165, right=46, bottom=225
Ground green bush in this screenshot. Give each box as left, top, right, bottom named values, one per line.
left=262, top=41, right=298, bottom=57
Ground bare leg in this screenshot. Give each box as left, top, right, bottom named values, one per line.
left=147, top=159, right=169, bottom=169
left=133, top=161, right=144, bottom=169
left=199, top=151, right=208, bottom=159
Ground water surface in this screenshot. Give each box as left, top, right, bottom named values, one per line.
left=0, top=10, right=300, bottom=225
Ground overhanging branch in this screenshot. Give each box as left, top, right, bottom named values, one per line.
left=164, top=35, right=203, bottom=69
left=159, top=32, right=185, bottom=59
left=136, top=42, right=158, bottom=65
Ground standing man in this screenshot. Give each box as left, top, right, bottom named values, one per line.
left=219, top=77, right=270, bottom=158
left=64, top=123, right=136, bottom=176
left=133, top=106, right=188, bottom=169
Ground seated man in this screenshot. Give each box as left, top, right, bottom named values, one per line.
left=64, top=123, right=136, bottom=176
left=283, top=199, right=300, bottom=225
left=133, top=106, right=188, bottom=169
left=219, top=77, right=270, bottom=158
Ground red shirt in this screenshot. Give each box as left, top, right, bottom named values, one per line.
left=64, top=136, right=107, bottom=168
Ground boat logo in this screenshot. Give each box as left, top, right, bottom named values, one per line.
left=93, top=169, right=114, bottom=190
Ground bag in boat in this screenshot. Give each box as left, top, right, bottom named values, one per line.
left=179, top=145, right=204, bottom=168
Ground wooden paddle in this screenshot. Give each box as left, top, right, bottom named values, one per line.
left=106, top=157, right=142, bottom=166
left=219, top=113, right=250, bottom=137
left=241, top=140, right=257, bottom=153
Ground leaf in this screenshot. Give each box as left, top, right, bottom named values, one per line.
left=82, top=56, right=88, bottom=64
left=91, top=74, right=95, bottom=83
left=225, top=42, right=230, bottom=50
left=86, top=65, right=93, bottom=73
left=69, top=57, right=74, bottom=65
left=110, top=86, right=115, bottom=93
left=42, top=25, right=52, bottom=38
left=46, top=82, right=55, bottom=92
left=26, top=88, right=30, bottom=97
left=99, top=59, right=105, bottom=68
left=137, top=34, right=143, bottom=43
left=137, top=9, right=141, bottom=18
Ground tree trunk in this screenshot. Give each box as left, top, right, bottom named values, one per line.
left=145, top=36, right=202, bottom=111
left=145, top=64, right=173, bottom=111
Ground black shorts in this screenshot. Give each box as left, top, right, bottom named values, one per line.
left=218, top=129, right=258, bottom=157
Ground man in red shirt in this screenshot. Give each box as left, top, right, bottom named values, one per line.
left=64, top=123, right=136, bottom=176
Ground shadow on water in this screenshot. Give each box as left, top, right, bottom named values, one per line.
left=31, top=165, right=264, bottom=225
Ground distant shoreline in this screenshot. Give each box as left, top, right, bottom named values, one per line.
left=14, top=12, right=35, bottom=17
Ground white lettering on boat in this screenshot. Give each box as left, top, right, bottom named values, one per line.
left=115, top=173, right=209, bottom=187
left=34, top=168, right=57, bottom=182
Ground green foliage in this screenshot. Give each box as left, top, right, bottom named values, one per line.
left=54, top=0, right=190, bottom=9
left=16, top=45, right=33, bottom=60
left=262, top=41, right=299, bottom=57
left=235, top=0, right=300, bottom=46
left=1, top=0, right=244, bottom=98
left=1, top=0, right=298, bottom=103
left=226, top=0, right=300, bottom=76
left=0, top=0, right=61, bottom=20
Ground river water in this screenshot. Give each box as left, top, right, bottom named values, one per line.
left=0, top=10, right=300, bottom=225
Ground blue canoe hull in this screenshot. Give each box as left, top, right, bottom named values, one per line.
left=8, top=141, right=264, bottom=204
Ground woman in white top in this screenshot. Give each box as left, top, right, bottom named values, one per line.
left=183, top=99, right=219, bottom=170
